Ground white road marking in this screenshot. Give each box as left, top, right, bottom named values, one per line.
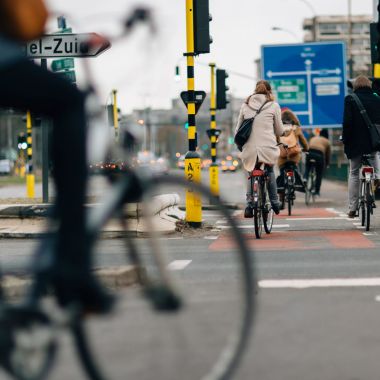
left=204, top=236, right=218, bottom=240
left=353, top=222, right=362, bottom=226
left=168, top=260, right=192, bottom=271
left=259, top=278, right=380, bottom=289
left=363, top=232, right=377, bottom=236
left=202, top=213, right=220, bottom=217
left=232, top=210, right=242, bottom=216
left=221, top=224, right=289, bottom=229
left=286, top=217, right=349, bottom=221
left=375, top=295, right=380, bottom=302
left=356, top=226, right=365, bottom=229
left=166, top=237, right=184, bottom=240
left=326, top=207, right=341, bottom=215
left=216, top=220, right=227, bottom=224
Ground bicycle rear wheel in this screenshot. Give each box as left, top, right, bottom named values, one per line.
left=71, top=173, right=254, bottom=380
left=263, top=183, right=274, bottom=234
left=366, top=182, right=372, bottom=231
left=360, top=182, right=366, bottom=227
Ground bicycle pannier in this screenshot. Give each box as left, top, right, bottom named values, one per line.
left=279, top=127, right=301, bottom=159
left=0, top=0, right=48, bottom=42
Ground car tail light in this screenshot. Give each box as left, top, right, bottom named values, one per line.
left=286, top=171, right=294, bottom=177
left=252, top=169, right=264, bottom=177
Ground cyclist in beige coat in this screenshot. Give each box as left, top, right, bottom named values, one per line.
left=235, top=80, right=288, bottom=217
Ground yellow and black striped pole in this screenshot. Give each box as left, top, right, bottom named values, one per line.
left=209, top=63, right=219, bottom=200
left=26, top=111, right=35, bottom=198
left=184, top=0, right=202, bottom=227
left=376, top=1, right=380, bottom=79
left=112, top=89, right=119, bottom=142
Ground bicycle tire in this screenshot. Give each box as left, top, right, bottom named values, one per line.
left=263, top=182, right=274, bottom=234
left=366, top=182, right=372, bottom=231
left=253, top=178, right=263, bottom=239
left=0, top=306, right=57, bottom=380
left=73, top=173, right=255, bottom=380
left=287, top=187, right=292, bottom=216
left=360, top=182, right=366, bottom=227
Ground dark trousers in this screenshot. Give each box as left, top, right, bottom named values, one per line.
left=304, top=149, right=324, bottom=193
left=277, top=162, right=305, bottom=193
left=0, top=59, right=88, bottom=273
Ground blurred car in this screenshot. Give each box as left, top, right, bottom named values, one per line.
left=136, top=151, right=169, bottom=174
left=221, top=156, right=240, bottom=173
left=0, top=157, right=12, bottom=175
left=201, top=158, right=212, bottom=170
left=0, top=148, right=16, bottom=175
left=89, top=159, right=129, bottom=175
left=177, top=154, right=185, bottom=170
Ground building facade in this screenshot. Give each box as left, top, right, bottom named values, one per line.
left=303, top=15, right=372, bottom=78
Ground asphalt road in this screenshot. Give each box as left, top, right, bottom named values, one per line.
left=1, top=172, right=380, bottom=379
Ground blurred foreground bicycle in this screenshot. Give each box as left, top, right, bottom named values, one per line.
left=0, top=7, right=254, bottom=380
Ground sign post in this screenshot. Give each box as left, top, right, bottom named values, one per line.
left=261, top=42, right=347, bottom=128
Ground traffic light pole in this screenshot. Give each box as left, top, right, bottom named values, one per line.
left=112, top=89, right=119, bottom=142
left=41, top=58, right=49, bottom=203
left=375, top=1, right=380, bottom=78
left=26, top=111, right=35, bottom=198
left=209, top=63, right=219, bottom=201
left=185, top=0, right=202, bottom=227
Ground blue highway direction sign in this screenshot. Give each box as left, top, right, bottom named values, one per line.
left=261, top=42, right=347, bottom=128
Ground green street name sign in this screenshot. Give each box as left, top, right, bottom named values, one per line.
left=56, top=70, right=76, bottom=83
left=51, top=58, right=75, bottom=72
left=270, top=79, right=306, bottom=104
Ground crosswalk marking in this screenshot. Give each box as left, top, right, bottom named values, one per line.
left=259, top=278, right=380, bottom=289
left=168, top=260, right=192, bottom=270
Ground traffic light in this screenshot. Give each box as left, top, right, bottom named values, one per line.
left=216, top=69, right=229, bottom=109
left=370, top=23, right=379, bottom=64
left=193, top=0, right=212, bottom=55
left=17, top=133, right=27, bottom=150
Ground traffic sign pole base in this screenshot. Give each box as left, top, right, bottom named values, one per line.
left=185, top=151, right=202, bottom=228
left=26, top=174, right=35, bottom=198
left=187, top=221, right=202, bottom=228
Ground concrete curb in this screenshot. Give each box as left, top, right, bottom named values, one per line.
left=0, top=194, right=181, bottom=218
left=0, top=194, right=183, bottom=238
left=2, top=265, right=143, bottom=299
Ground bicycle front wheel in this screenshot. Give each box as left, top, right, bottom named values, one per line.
left=73, top=173, right=255, bottom=380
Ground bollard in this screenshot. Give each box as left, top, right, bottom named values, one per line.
left=26, top=111, right=35, bottom=198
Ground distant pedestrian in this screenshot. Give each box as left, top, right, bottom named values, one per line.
left=235, top=80, right=290, bottom=217
left=304, top=129, right=331, bottom=196
left=342, top=75, right=380, bottom=218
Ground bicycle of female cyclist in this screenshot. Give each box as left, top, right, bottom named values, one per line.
left=358, top=154, right=376, bottom=231
left=305, top=154, right=317, bottom=206
left=250, top=165, right=274, bottom=239
left=280, top=162, right=297, bottom=216
left=0, top=9, right=255, bottom=380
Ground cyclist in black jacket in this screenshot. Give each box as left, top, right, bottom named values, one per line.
left=342, top=75, right=380, bottom=218
left=0, top=4, right=112, bottom=312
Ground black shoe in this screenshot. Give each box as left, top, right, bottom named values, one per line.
left=272, top=203, right=281, bottom=215
left=52, top=272, right=115, bottom=315
left=244, top=206, right=253, bottom=218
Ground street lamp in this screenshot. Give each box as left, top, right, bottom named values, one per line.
left=271, top=27, right=299, bottom=41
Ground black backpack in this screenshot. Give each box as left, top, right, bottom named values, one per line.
left=234, top=100, right=270, bottom=152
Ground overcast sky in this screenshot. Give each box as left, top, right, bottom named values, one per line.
left=45, top=0, right=373, bottom=113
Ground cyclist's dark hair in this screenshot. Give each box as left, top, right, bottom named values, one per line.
left=281, top=109, right=300, bottom=126
left=320, top=129, right=329, bottom=139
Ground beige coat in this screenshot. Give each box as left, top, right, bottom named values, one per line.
left=235, top=94, right=285, bottom=171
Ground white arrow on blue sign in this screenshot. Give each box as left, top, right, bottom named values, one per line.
left=24, top=33, right=111, bottom=59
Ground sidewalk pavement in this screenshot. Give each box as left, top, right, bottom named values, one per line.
left=0, top=194, right=184, bottom=238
